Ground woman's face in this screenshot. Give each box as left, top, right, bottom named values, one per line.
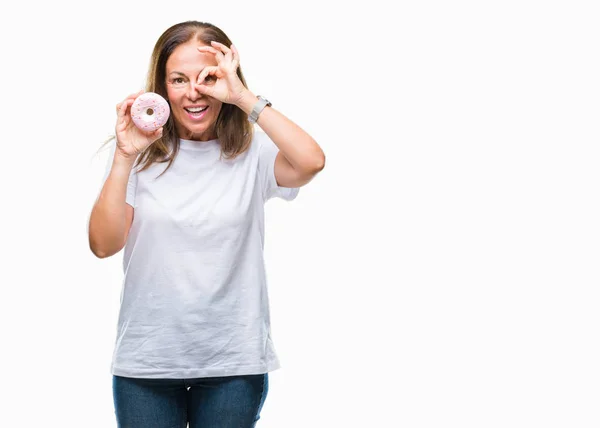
left=165, top=40, right=223, bottom=141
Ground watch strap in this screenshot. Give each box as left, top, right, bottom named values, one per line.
left=248, top=96, right=271, bottom=123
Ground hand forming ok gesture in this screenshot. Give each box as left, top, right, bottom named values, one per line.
left=195, top=41, right=249, bottom=106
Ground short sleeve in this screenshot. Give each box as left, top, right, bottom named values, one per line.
left=257, top=132, right=300, bottom=202
left=101, top=139, right=138, bottom=208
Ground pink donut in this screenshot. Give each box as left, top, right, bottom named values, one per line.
left=131, top=92, right=170, bottom=132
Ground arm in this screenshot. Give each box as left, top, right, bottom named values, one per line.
left=89, top=90, right=162, bottom=258
left=236, top=91, right=326, bottom=188
left=88, top=152, right=135, bottom=259
left=194, top=42, right=325, bottom=188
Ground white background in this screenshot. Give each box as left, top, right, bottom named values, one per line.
left=0, top=0, right=598, bottom=427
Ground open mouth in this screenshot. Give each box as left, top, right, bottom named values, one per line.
left=184, top=106, right=208, bottom=119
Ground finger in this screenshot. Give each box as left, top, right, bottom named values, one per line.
left=198, top=45, right=224, bottom=64
left=124, top=90, right=144, bottom=102
left=197, top=65, right=219, bottom=85
left=153, top=127, right=164, bottom=139
left=210, top=41, right=233, bottom=64
left=210, top=41, right=231, bottom=55
left=117, top=91, right=143, bottom=113
left=117, top=98, right=135, bottom=120
left=194, top=82, right=213, bottom=97
left=231, top=44, right=240, bottom=70
left=211, top=41, right=233, bottom=63
left=197, top=46, right=219, bottom=54
left=116, top=102, right=130, bottom=132
left=118, top=99, right=128, bottom=118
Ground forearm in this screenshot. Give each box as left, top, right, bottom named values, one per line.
left=236, top=91, right=325, bottom=172
left=88, top=154, right=135, bottom=258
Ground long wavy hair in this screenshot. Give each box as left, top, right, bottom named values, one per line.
left=99, top=21, right=254, bottom=177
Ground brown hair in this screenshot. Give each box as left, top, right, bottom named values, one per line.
left=99, top=21, right=253, bottom=177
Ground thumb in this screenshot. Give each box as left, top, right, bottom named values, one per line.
left=149, top=127, right=163, bottom=144
left=195, top=83, right=212, bottom=97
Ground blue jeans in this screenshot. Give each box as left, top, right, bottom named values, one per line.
left=112, top=373, right=268, bottom=428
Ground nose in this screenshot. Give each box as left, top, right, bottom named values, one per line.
left=186, top=81, right=202, bottom=100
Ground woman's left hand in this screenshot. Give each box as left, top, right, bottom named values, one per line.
left=196, top=41, right=248, bottom=106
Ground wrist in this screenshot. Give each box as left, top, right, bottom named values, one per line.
left=235, top=90, right=258, bottom=115
left=109, top=158, right=136, bottom=182
left=114, top=149, right=138, bottom=166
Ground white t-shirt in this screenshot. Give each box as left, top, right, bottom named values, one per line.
left=100, top=132, right=299, bottom=378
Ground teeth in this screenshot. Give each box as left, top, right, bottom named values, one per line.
left=186, top=107, right=207, bottom=113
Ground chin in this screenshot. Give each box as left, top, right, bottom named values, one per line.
left=179, top=123, right=216, bottom=140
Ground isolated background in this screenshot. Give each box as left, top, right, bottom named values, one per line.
left=0, top=0, right=598, bottom=427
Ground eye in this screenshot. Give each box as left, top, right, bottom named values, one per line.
left=173, top=77, right=185, bottom=84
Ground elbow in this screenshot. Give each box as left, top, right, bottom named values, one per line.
left=296, top=155, right=325, bottom=184
left=306, top=146, right=325, bottom=173
left=91, top=247, right=118, bottom=259
left=308, top=153, right=325, bottom=174
left=314, top=153, right=325, bottom=172
left=296, top=154, right=325, bottom=182
left=89, top=242, right=109, bottom=259
left=89, top=235, right=116, bottom=259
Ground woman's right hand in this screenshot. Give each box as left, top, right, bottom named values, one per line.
left=115, top=90, right=164, bottom=159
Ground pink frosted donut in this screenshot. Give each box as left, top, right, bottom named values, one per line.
left=131, top=92, right=170, bottom=132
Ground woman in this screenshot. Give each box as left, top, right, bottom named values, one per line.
left=88, top=20, right=325, bottom=428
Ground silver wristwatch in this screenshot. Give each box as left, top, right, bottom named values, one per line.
left=248, top=96, right=272, bottom=123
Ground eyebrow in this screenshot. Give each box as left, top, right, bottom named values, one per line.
left=169, top=69, right=204, bottom=77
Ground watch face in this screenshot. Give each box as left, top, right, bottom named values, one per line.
left=258, top=96, right=271, bottom=106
